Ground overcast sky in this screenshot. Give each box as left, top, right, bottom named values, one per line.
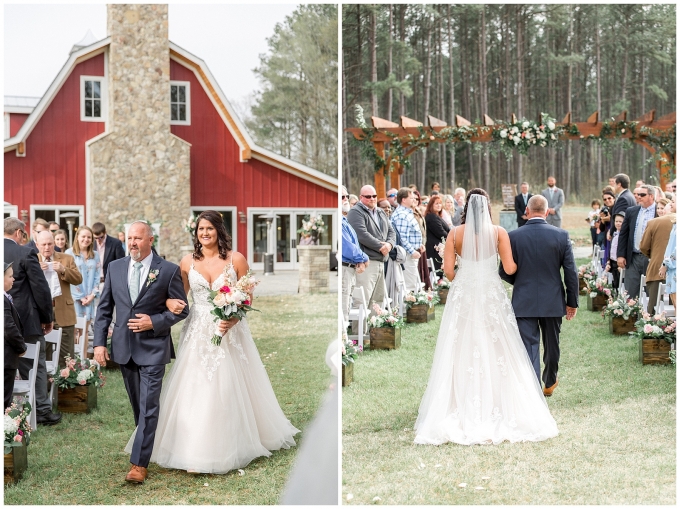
left=3, top=4, right=297, bottom=108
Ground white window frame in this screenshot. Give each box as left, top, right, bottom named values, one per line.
left=170, top=80, right=191, bottom=126
left=80, top=75, right=106, bottom=122
left=190, top=206, right=237, bottom=251
left=4, top=113, right=9, bottom=140
left=30, top=205, right=85, bottom=231
left=4, top=202, right=18, bottom=219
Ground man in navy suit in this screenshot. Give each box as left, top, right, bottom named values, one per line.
left=608, top=173, right=636, bottom=240
left=616, top=184, right=658, bottom=300
left=514, top=182, right=533, bottom=227
left=93, top=221, right=188, bottom=484
left=499, top=195, right=579, bottom=397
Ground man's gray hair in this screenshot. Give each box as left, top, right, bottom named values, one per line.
left=130, top=221, right=154, bottom=237
left=642, top=185, right=657, bottom=198
left=4, top=217, right=25, bottom=235
left=527, top=195, right=548, bottom=213
left=454, top=187, right=466, bottom=195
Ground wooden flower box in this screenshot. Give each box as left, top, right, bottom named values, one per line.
left=4, top=441, right=27, bottom=485
left=639, top=338, right=671, bottom=365
left=369, top=327, right=401, bottom=350
left=57, top=384, right=97, bottom=414
left=407, top=304, right=435, bottom=323
left=437, top=288, right=449, bottom=305
left=587, top=293, right=607, bottom=312
left=342, top=362, right=353, bottom=387
left=609, top=316, right=636, bottom=335
left=578, top=276, right=589, bottom=293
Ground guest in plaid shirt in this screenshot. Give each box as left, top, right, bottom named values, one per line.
left=391, top=188, right=425, bottom=292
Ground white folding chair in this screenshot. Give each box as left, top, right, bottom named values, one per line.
left=348, top=286, right=368, bottom=344
left=381, top=277, right=393, bottom=311
left=45, top=328, right=63, bottom=407
left=639, top=275, right=648, bottom=309
left=619, top=268, right=626, bottom=294
left=591, top=245, right=601, bottom=271
left=394, top=265, right=407, bottom=316
left=12, top=342, right=40, bottom=431
left=655, top=283, right=675, bottom=317
left=597, top=250, right=606, bottom=276
left=427, top=258, right=438, bottom=288
left=73, top=316, right=86, bottom=360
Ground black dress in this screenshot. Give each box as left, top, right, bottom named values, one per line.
left=425, top=213, right=451, bottom=274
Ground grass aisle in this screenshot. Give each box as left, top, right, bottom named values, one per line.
left=342, top=269, right=675, bottom=505
left=5, top=294, right=335, bottom=505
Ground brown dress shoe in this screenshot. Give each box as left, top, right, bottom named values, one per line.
left=125, top=465, right=148, bottom=483
left=543, top=379, right=559, bottom=397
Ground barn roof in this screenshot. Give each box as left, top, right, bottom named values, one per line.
left=4, top=95, right=41, bottom=114
left=5, top=37, right=338, bottom=192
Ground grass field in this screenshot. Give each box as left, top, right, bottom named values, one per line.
left=342, top=259, right=676, bottom=505
left=4, top=293, right=336, bottom=505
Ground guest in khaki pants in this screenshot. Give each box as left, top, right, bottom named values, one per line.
left=36, top=231, right=82, bottom=366
left=640, top=210, right=676, bottom=314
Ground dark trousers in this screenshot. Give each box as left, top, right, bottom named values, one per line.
left=625, top=252, right=649, bottom=300
left=19, top=335, right=51, bottom=415
left=646, top=279, right=661, bottom=315
left=120, top=360, right=165, bottom=468
left=516, top=316, right=562, bottom=388
left=56, top=325, right=75, bottom=369
left=4, top=368, right=16, bottom=410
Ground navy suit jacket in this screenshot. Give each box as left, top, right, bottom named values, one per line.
left=94, top=234, right=126, bottom=278
left=93, top=254, right=188, bottom=366
left=5, top=295, right=27, bottom=370
left=499, top=219, right=579, bottom=317
left=610, top=189, right=636, bottom=235
left=4, top=238, right=54, bottom=336
left=514, top=193, right=533, bottom=226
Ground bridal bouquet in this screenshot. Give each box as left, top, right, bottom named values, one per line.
left=49, top=354, right=106, bottom=389
left=206, top=269, right=260, bottom=346
left=404, top=289, right=440, bottom=309
left=602, top=291, right=642, bottom=320
left=4, top=397, right=32, bottom=454
left=369, top=304, right=404, bottom=329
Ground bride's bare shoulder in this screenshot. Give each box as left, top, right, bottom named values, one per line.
left=180, top=253, right=194, bottom=269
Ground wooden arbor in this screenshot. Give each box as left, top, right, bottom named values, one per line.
left=347, top=110, right=676, bottom=198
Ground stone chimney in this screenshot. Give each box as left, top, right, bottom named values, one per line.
left=89, top=4, right=190, bottom=263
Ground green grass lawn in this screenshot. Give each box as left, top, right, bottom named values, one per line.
left=342, top=261, right=675, bottom=505
left=5, top=293, right=336, bottom=505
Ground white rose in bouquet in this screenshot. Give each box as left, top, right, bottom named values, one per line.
left=4, top=414, right=18, bottom=435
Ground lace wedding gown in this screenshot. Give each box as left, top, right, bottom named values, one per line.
left=414, top=195, right=558, bottom=446
left=125, top=262, right=299, bottom=473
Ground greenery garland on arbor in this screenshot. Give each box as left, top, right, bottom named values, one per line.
left=352, top=105, right=676, bottom=175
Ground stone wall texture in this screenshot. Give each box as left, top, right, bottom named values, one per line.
left=298, top=245, right=331, bottom=293
left=89, top=4, right=190, bottom=263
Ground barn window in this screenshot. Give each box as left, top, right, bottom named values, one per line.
left=170, top=81, right=191, bottom=125
left=80, top=76, right=105, bottom=122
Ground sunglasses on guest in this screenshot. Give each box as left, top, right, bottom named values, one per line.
left=341, top=195, right=349, bottom=200
left=387, top=193, right=397, bottom=198
left=634, top=193, right=648, bottom=197
left=362, top=194, right=378, bottom=199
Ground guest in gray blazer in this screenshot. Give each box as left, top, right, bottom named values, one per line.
left=541, top=176, right=565, bottom=228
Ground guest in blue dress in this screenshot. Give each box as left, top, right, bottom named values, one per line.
left=65, top=226, right=101, bottom=357
left=661, top=221, right=676, bottom=307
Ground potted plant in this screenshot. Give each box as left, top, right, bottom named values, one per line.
left=50, top=355, right=106, bottom=413
left=342, top=336, right=362, bottom=387
left=583, top=275, right=612, bottom=312
left=577, top=264, right=598, bottom=293
left=602, top=291, right=642, bottom=335
left=368, top=304, right=404, bottom=350
left=632, top=312, right=676, bottom=365
left=297, top=214, right=325, bottom=244
left=4, top=398, right=31, bottom=485
left=405, top=289, right=440, bottom=323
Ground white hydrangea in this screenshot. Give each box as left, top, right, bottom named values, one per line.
left=77, top=370, right=93, bottom=383
left=4, top=414, right=18, bottom=434
left=547, top=121, right=555, bottom=130
left=522, top=121, right=530, bottom=128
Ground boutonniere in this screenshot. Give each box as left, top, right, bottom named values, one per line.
left=146, top=269, right=160, bottom=287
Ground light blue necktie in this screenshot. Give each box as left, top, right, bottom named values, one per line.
left=129, top=262, right=143, bottom=302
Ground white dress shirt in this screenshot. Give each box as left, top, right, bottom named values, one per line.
left=128, top=252, right=154, bottom=291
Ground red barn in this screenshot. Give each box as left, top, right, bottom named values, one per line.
left=5, top=20, right=338, bottom=270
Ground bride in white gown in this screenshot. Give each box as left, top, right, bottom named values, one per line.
left=125, top=211, right=299, bottom=472
left=414, top=190, right=558, bottom=445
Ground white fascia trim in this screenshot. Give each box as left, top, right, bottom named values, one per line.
left=4, top=37, right=111, bottom=155
left=4, top=106, right=35, bottom=114
left=169, top=42, right=338, bottom=191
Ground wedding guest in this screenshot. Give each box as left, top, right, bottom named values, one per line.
left=48, top=222, right=61, bottom=252
left=54, top=229, right=68, bottom=251
left=541, top=176, right=564, bottom=228
left=421, top=194, right=430, bottom=210
left=341, top=187, right=368, bottom=326
left=656, top=198, right=670, bottom=217
left=605, top=212, right=625, bottom=289
left=515, top=182, right=533, bottom=227
left=635, top=180, right=646, bottom=189
left=653, top=186, right=664, bottom=202
left=640, top=200, right=676, bottom=314
left=92, top=222, right=125, bottom=282
left=411, top=191, right=431, bottom=290
left=391, top=188, right=424, bottom=293
left=346, top=185, right=395, bottom=318
left=377, top=199, right=392, bottom=218
left=609, top=173, right=636, bottom=240
left=599, top=188, right=616, bottom=267
left=441, top=194, right=455, bottom=228
left=386, top=189, right=399, bottom=211
left=587, top=199, right=602, bottom=249
left=4, top=217, right=60, bottom=425
left=4, top=262, right=27, bottom=410
left=348, top=194, right=359, bottom=208
left=608, top=177, right=616, bottom=189
left=424, top=195, right=451, bottom=280
left=617, top=185, right=657, bottom=299
left=660, top=211, right=676, bottom=307
left=430, top=182, right=441, bottom=195
left=65, top=226, right=101, bottom=357
left=25, top=218, right=50, bottom=252
left=36, top=231, right=82, bottom=367
left=452, top=188, right=466, bottom=226
left=117, top=231, right=126, bottom=248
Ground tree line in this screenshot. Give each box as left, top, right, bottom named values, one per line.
left=343, top=4, right=676, bottom=201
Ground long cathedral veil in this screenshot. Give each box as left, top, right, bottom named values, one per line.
left=460, top=194, right=497, bottom=263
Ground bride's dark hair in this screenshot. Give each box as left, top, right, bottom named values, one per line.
left=192, top=210, right=232, bottom=260
left=461, top=188, right=492, bottom=226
